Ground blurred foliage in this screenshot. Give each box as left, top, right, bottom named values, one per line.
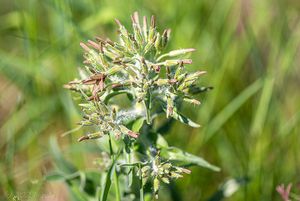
left=0, top=0, right=300, bottom=200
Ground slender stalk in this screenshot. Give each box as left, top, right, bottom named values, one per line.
left=144, top=100, right=151, bottom=124
left=113, top=168, right=121, bottom=201
left=139, top=164, right=144, bottom=201
left=109, top=134, right=121, bottom=201
left=108, top=134, right=114, bottom=156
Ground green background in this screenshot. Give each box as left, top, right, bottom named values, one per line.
left=0, top=0, right=300, bottom=200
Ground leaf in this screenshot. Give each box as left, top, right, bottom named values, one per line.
left=160, top=100, right=200, bottom=128
left=205, top=79, right=262, bottom=141
left=156, top=48, right=196, bottom=61
left=100, top=162, right=115, bottom=201
left=44, top=171, right=65, bottom=181
left=156, top=134, right=168, bottom=148
left=160, top=147, right=220, bottom=171
left=171, top=109, right=200, bottom=128
left=104, top=90, right=133, bottom=104
left=250, top=77, right=274, bottom=135
left=132, top=118, right=144, bottom=132
left=128, top=168, right=134, bottom=188
left=49, top=136, right=77, bottom=174
left=118, top=162, right=146, bottom=169
left=188, top=86, right=213, bottom=94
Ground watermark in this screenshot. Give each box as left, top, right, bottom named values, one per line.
left=7, top=192, right=61, bottom=201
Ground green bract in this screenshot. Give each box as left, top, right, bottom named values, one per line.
left=64, top=12, right=218, bottom=200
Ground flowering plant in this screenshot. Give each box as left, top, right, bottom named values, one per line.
left=62, top=12, right=219, bottom=200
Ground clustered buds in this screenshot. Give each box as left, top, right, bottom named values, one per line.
left=139, top=153, right=191, bottom=199
left=65, top=12, right=210, bottom=199
left=76, top=101, right=138, bottom=142
left=65, top=11, right=205, bottom=140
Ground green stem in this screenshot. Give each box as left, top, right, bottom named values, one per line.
left=143, top=101, right=150, bottom=124
left=108, top=134, right=121, bottom=201
left=113, top=168, right=121, bottom=201
left=108, top=134, right=114, bottom=156
left=139, top=164, right=144, bottom=201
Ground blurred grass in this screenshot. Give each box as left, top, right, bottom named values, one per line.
left=0, top=0, right=300, bottom=200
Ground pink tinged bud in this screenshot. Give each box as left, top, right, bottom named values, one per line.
left=162, top=29, right=171, bottom=39
left=105, top=38, right=114, bottom=46
left=63, top=84, right=72, bottom=89
left=142, top=16, right=148, bottom=41
left=168, top=48, right=196, bottom=57
left=82, top=79, right=96, bottom=85
left=80, top=42, right=91, bottom=52
left=131, top=11, right=140, bottom=26
left=67, top=80, right=81, bottom=85
left=183, top=98, right=201, bottom=105
left=180, top=168, right=191, bottom=174
left=143, top=16, right=147, bottom=25
left=168, top=79, right=177, bottom=84
left=162, top=29, right=167, bottom=37
left=166, top=29, right=171, bottom=37
left=133, top=12, right=140, bottom=24
left=151, top=15, right=156, bottom=28
left=78, top=132, right=103, bottom=142
left=127, top=130, right=139, bottom=138
left=78, top=136, right=89, bottom=142
left=95, top=36, right=105, bottom=43
left=196, top=71, right=207, bottom=76
left=167, top=107, right=173, bottom=116
left=99, top=42, right=104, bottom=53
left=181, top=59, right=192, bottom=64
left=90, top=73, right=105, bottom=80
left=120, top=125, right=139, bottom=138
left=131, top=15, right=136, bottom=24
left=157, top=48, right=195, bottom=61
left=87, top=40, right=100, bottom=50
left=114, top=18, right=122, bottom=27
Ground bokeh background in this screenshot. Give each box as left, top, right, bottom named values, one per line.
left=1, top=0, right=300, bottom=200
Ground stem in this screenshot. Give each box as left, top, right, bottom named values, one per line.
left=113, top=168, right=121, bottom=201
left=139, top=164, right=144, bottom=201
left=144, top=90, right=152, bottom=124
left=108, top=134, right=114, bottom=156
left=108, top=134, right=121, bottom=201
left=144, top=102, right=151, bottom=124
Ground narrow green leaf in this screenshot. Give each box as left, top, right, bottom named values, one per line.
left=113, top=168, right=121, bottom=201
left=160, top=100, right=200, bottom=128
left=171, top=109, right=200, bottom=128
left=100, top=163, right=115, bottom=201
left=205, top=79, right=262, bottom=141
left=104, top=90, right=133, bottom=104
left=119, top=162, right=144, bottom=167
left=251, top=77, right=274, bottom=135
left=44, top=171, right=65, bottom=181
left=160, top=147, right=220, bottom=171
left=49, top=137, right=77, bottom=174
